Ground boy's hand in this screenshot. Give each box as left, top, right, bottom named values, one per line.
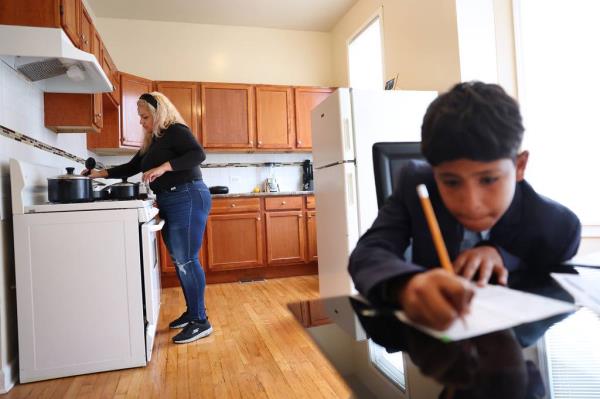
left=398, top=269, right=474, bottom=331
left=453, top=246, right=508, bottom=286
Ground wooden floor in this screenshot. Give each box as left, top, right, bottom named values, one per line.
left=2, top=276, right=350, bottom=399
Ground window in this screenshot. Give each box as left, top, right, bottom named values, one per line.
left=369, top=340, right=406, bottom=390
left=348, top=14, right=385, bottom=89
left=514, top=0, right=600, bottom=226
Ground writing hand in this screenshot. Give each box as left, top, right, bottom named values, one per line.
left=142, top=162, right=172, bottom=183
left=454, top=246, right=508, bottom=286
left=399, top=269, right=474, bottom=330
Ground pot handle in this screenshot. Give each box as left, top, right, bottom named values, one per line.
left=149, top=219, right=165, bottom=232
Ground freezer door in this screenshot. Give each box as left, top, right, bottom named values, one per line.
left=311, top=88, right=354, bottom=168
left=351, top=89, right=437, bottom=235
left=314, top=162, right=359, bottom=298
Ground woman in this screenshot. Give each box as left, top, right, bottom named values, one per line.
left=86, top=92, right=212, bottom=344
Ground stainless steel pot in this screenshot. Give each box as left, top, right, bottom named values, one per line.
left=47, top=167, right=93, bottom=203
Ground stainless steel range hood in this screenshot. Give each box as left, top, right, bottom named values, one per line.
left=0, top=24, right=113, bottom=93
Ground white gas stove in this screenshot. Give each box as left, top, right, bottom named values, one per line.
left=9, top=158, right=162, bottom=383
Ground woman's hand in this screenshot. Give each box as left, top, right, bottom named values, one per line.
left=82, top=169, right=108, bottom=178
left=454, top=246, right=508, bottom=286
left=143, top=162, right=172, bottom=183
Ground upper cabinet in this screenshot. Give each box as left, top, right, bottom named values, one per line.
left=155, top=82, right=199, bottom=140
left=201, top=83, right=255, bottom=150
left=294, top=87, right=334, bottom=150
left=255, top=85, right=295, bottom=150
left=0, top=0, right=81, bottom=47
left=120, top=73, right=153, bottom=148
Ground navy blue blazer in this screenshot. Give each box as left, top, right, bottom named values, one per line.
left=348, top=161, right=581, bottom=300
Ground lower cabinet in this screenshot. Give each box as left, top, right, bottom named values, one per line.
left=159, top=194, right=317, bottom=286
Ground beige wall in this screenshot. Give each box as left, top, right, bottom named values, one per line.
left=95, top=18, right=334, bottom=86
left=330, top=0, right=518, bottom=95
left=331, top=0, right=461, bottom=92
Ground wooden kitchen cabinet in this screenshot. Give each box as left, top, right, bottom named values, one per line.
left=206, top=212, right=264, bottom=271
left=160, top=194, right=317, bottom=286
left=79, top=6, right=93, bottom=53
left=0, top=0, right=82, bottom=47
left=87, top=72, right=151, bottom=153
left=100, top=45, right=120, bottom=106
left=294, top=87, right=334, bottom=149
left=265, top=210, right=306, bottom=265
left=255, top=85, right=295, bottom=149
left=200, top=83, right=255, bottom=149
left=44, top=92, right=102, bottom=132
left=306, top=210, right=318, bottom=262
left=155, top=82, right=199, bottom=139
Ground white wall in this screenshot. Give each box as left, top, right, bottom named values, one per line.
left=95, top=18, right=334, bottom=86
left=0, top=60, right=92, bottom=393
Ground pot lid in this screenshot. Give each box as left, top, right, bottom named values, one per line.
left=50, top=167, right=90, bottom=180
left=112, top=178, right=139, bottom=187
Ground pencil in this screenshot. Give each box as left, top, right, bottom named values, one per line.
left=416, top=184, right=454, bottom=273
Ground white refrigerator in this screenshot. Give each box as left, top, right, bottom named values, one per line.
left=312, top=88, right=437, bottom=298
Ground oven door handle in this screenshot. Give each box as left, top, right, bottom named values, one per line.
left=149, top=219, right=165, bottom=232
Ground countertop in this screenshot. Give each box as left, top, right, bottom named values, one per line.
left=211, top=191, right=313, bottom=198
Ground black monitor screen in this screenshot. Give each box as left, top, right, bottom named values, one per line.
left=372, top=142, right=424, bottom=209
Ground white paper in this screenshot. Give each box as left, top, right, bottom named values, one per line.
left=551, top=271, right=600, bottom=315
left=393, top=284, right=576, bottom=342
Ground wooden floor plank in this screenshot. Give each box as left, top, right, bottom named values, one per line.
left=3, top=276, right=350, bottom=398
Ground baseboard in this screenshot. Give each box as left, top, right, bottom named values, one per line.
left=0, top=357, right=17, bottom=393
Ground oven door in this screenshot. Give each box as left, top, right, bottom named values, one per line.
left=141, top=217, right=164, bottom=361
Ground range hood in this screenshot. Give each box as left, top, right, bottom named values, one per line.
left=0, top=24, right=113, bottom=93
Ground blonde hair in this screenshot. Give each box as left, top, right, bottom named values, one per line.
left=138, top=91, right=187, bottom=154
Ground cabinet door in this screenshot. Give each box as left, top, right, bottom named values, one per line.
left=201, top=83, right=255, bottom=149
left=255, top=85, right=294, bottom=149
left=294, top=88, right=334, bottom=149
left=60, top=0, right=81, bottom=48
left=120, top=73, right=152, bottom=148
left=44, top=93, right=101, bottom=133
left=101, top=45, right=120, bottom=106
left=159, top=233, right=207, bottom=274
left=206, top=212, right=263, bottom=271
left=155, top=82, right=199, bottom=139
left=79, top=7, right=92, bottom=53
left=306, top=210, right=318, bottom=262
left=265, top=211, right=305, bottom=265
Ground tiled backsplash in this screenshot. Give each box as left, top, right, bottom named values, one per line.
left=98, top=152, right=312, bottom=193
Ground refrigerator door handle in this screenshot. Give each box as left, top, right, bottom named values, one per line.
left=343, top=118, right=352, bottom=153
left=346, top=171, right=355, bottom=206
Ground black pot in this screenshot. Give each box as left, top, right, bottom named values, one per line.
left=92, top=187, right=110, bottom=200
left=109, top=178, right=140, bottom=200
left=47, top=167, right=93, bottom=203
left=209, top=186, right=229, bottom=194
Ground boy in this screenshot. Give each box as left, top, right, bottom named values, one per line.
left=348, top=82, right=581, bottom=330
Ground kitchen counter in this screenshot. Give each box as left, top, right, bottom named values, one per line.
left=211, top=191, right=313, bottom=198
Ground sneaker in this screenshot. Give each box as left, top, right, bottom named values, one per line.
left=169, top=311, right=193, bottom=329
left=172, top=320, right=213, bottom=344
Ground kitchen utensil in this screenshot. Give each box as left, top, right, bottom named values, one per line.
left=302, top=159, right=313, bottom=191
left=47, top=167, right=93, bottom=203
left=209, top=186, right=229, bottom=194
left=82, top=157, right=96, bottom=176
left=109, top=178, right=140, bottom=200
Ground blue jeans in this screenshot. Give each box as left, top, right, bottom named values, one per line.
left=157, top=180, right=211, bottom=321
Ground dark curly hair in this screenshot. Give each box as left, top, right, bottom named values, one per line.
left=421, top=81, right=524, bottom=166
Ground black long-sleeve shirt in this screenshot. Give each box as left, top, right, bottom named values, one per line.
left=107, top=123, right=206, bottom=192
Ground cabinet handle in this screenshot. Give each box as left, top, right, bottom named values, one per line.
left=230, top=203, right=237, bottom=207
left=257, top=217, right=261, bottom=221
left=308, top=215, right=312, bottom=219
left=297, top=140, right=303, bottom=145
left=249, top=140, right=254, bottom=145
left=281, top=201, right=286, bottom=205
left=298, top=214, right=302, bottom=218
left=258, top=140, right=263, bottom=145
left=95, top=113, right=102, bottom=118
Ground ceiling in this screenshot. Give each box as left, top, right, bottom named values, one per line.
left=87, top=0, right=359, bottom=32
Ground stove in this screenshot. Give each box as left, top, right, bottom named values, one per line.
left=9, top=158, right=161, bottom=383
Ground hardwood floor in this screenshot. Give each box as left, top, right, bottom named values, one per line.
left=2, top=276, right=350, bottom=399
